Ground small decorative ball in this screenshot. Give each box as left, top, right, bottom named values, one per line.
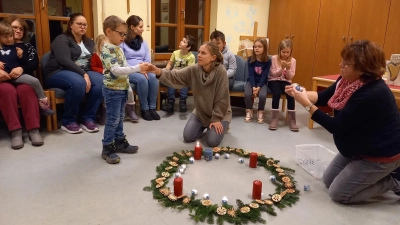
left=224, top=153, right=230, bottom=159
left=181, top=164, right=187, bottom=169
left=191, top=189, right=198, bottom=196
left=215, top=153, right=220, bottom=159
left=270, top=175, right=276, bottom=181
left=203, top=193, right=210, bottom=200
left=222, top=196, right=228, bottom=204
left=189, top=157, right=194, bottom=164
left=238, top=158, right=244, bottom=163
left=179, top=168, right=185, bottom=174
left=175, top=172, right=181, bottom=178
left=304, top=185, right=311, bottom=191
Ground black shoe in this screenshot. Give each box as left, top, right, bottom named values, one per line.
left=162, top=99, right=175, bottom=113
left=115, top=136, right=138, bottom=154
left=149, top=109, right=161, bottom=120
left=179, top=100, right=187, bottom=112
left=101, top=142, right=120, bottom=164
left=141, top=110, right=153, bottom=121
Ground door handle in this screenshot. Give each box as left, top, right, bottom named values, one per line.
left=181, top=9, right=185, bottom=19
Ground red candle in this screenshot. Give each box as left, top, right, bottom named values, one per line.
left=249, top=152, right=258, bottom=168
left=174, top=177, right=183, bottom=197
left=194, top=141, right=202, bottom=160
left=252, top=180, right=262, bottom=200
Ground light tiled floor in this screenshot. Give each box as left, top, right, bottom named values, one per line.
left=0, top=99, right=399, bottom=225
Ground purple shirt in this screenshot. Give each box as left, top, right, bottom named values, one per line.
left=120, top=40, right=151, bottom=66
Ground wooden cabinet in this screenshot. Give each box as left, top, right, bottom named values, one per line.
left=269, top=0, right=397, bottom=89
left=384, top=0, right=400, bottom=58
left=267, top=0, right=293, bottom=55
left=290, top=0, right=321, bottom=88
left=313, top=0, right=353, bottom=78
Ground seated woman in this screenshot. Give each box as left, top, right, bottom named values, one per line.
left=44, top=13, right=103, bottom=134
left=148, top=42, right=231, bottom=147
left=121, top=15, right=160, bottom=121
left=286, top=40, right=400, bottom=204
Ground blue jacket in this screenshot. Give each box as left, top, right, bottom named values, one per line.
left=247, top=58, right=271, bottom=88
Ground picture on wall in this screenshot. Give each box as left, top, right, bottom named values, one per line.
left=162, top=3, right=168, bottom=12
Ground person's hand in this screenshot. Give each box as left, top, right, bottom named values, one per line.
left=286, top=62, right=291, bottom=69
left=253, top=87, right=260, bottom=97
left=147, top=64, right=161, bottom=75
left=9, top=67, right=23, bottom=79
left=139, top=63, right=149, bottom=79
left=0, top=61, right=5, bottom=70
left=0, top=70, right=11, bottom=81
left=209, top=121, right=224, bottom=134
left=16, top=47, right=23, bottom=59
left=286, top=85, right=311, bottom=107
left=83, top=73, right=91, bottom=93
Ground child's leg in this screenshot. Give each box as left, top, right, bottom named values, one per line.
left=257, top=84, right=268, bottom=111
left=281, top=81, right=295, bottom=110
left=179, top=87, right=189, bottom=112
left=116, top=91, right=138, bottom=153
left=280, top=81, right=298, bottom=131
left=244, top=82, right=253, bottom=109
left=268, top=81, right=282, bottom=110
left=102, top=88, right=126, bottom=145
left=127, top=85, right=135, bottom=105
left=12, top=74, right=46, bottom=99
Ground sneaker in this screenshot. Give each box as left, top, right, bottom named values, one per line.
left=61, top=123, right=83, bottom=134
left=149, top=109, right=161, bottom=120
left=81, top=121, right=100, bottom=133
left=179, top=100, right=187, bottom=113
left=39, top=99, right=55, bottom=116
left=141, top=110, right=153, bottom=121
left=101, top=142, right=120, bottom=164
left=161, top=99, right=175, bottom=113
left=115, top=136, right=138, bottom=154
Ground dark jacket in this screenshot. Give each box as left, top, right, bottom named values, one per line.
left=44, top=34, right=94, bottom=77
left=247, top=58, right=271, bottom=88
left=15, top=42, right=38, bottom=76
left=312, top=77, right=400, bottom=158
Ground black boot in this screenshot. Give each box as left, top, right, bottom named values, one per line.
left=101, top=142, right=120, bottom=164
left=162, top=99, right=175, bottom=113
left=115, top=136, right=138, bottom=154
left=179, top=99, right=187, bottom=112
left=141, top=110, right=153, bottom=121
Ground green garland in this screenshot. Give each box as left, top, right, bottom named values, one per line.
left=143, top=146, right=300, bottom=225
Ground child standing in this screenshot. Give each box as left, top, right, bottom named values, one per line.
left=0, top=21, right=54, bottom=116
left=91, top=34, right=139, bottom=123
left=162, top=35, right=196, bottom=113
left=268, top=39, right=297, bottom=131
left=244, top=38, right=271, bottom=124
left=100, top=15, right=148, bottom=164
left=210, top=29, right=237, bottom=91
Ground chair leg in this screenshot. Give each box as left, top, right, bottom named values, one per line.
left=49, top=90, right=58, bottom=131
left=282, top=97, right=287, bottom=112
left=44, top=90, right=52, bottom=132
left=157, top=86, right=161, bottom=111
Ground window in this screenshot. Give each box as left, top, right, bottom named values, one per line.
left=152, top=0, right=211, bottom=60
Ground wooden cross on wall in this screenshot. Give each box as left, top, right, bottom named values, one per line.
left=239, top=22, right=267, bottom=42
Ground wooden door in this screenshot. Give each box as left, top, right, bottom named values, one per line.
left=267, top=0, right=293, bottom=55
left=289, top=0, right=321, bottom=90
left=383, top=0, right=400, bottom=58
left=348, top=0, right=390, bottom=46
left=313, top=0, right=353, bottom=78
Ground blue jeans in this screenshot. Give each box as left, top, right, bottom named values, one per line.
left=128, top=72, right=158, bottom=110
left=167, top=86, right=188, bottom=100
left=102, top=87, right=127, bottom=145
left=45, top=70, right=103, bottom=126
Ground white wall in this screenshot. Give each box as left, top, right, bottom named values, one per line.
left=210, top=0, right=270, bottom=54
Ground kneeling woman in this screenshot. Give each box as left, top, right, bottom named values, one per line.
left=148, top=42, right=231, bottom=147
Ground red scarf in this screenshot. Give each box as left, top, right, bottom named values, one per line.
left=328, top=78, right=365, bottom=110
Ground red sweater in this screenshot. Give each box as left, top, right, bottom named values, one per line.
left=90, top=52, right=104, bottom=73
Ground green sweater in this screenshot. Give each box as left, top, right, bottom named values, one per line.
left=160, top=64, right=232, bottom=126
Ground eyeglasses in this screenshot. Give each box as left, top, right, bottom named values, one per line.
left=111, top=29, right=127, bottom=38
left=12, top=26, right=24, bottom=32
left=75, top=23, right=88, bottom=28
left=340, top=60, right=355, bottom=68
